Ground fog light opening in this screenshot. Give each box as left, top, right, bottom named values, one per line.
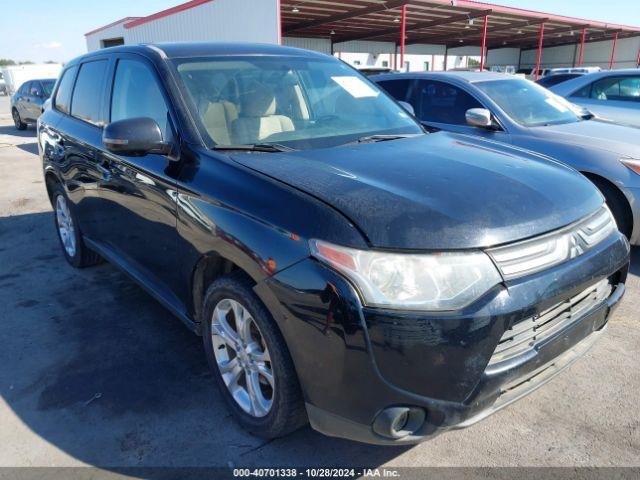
left=373, top=407, right=426, bottom=440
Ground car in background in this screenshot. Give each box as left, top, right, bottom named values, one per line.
left=550, top=69, right=640, bottom=128
left=536, top=72, right=585, bottom=88
left=0, top=73, right=7, bottom=96
left=373, top=71, right=640, bottom=245
left=38, top=43, right=629, bottom=445
left=11, top=78, right=56, bottom=130
left=548, top=67, right=601, bottom=75
left=356, top=66, right=393, bottom=76
left=516, top=67, right=550, bottom=79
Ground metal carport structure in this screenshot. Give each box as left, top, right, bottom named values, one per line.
left=280, top=0, right=640, bottom=77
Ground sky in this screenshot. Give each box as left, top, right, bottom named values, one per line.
left=0, top=0, right=639, bottom=64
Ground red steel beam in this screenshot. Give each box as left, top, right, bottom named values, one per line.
left=479, top=14, right=489, bottom=71
left=400, top=5, right=407, bottom=71
left=535, top=22, right=545, bottom=80
left=577, top=27, right=587, bottom=66
left=610, top=31, right=619, bottom=69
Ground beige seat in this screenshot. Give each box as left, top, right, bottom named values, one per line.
left=201, top=100, right=239, bottom=145
left=232, top=84, right=294, bottom=144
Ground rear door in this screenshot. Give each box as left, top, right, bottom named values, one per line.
left=55, top=59, right=111, bottom=239
left=14, top=82, right=31, bottom=119
left=93, top=53, right=182, bottom=295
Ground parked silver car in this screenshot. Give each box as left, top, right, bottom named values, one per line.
left=10, top=78, right=56, bottom=130
left=550, top=69, right=640, bottom=128
left=373, top=72, right=640, bottom=245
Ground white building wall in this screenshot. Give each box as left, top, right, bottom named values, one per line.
left=283, top=37, right=332, bottom=55
left=126, top=0, right=278, bottom=44
left=486, top=48, right=521, bottom=67
left=85, top=21, right=131, bottom=52
left=520, top=36, right=640, bottom=69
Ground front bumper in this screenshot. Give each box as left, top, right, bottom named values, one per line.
left=258, top=231, right=629, bottom=445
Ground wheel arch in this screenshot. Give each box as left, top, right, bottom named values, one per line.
left=581, top=171, right=634, bottom=238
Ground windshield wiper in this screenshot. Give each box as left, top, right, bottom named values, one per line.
left=342, top=134, right=423, bottom=146
left=213, top=143, right=295, bottom=153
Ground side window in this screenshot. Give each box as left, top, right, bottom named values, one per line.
left=19, top=82, right=31, bottom=95
left=54, top=66, right=78, bottom=115
left=110, top=59, right=169, bottom=138
left=71, top=60, right=108, bottom=125
left=570, top=83, right=591, bottom=98
left=589, top=76, right=640, bottom=102
left=377, top=79, right=414, bottom=103
left=417, top=80, right=482, bottom=125
left=30, top=82, right=43, bottom=97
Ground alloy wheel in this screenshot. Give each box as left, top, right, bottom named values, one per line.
left=55, top=195, right=76, bottom=257
left=211, top=298, right=274, bottom=417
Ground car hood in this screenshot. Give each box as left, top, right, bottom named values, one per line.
left=230, top=133, right=603, bottom=250
left=533, top=120, right=640, bottom=158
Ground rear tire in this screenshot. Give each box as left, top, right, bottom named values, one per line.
left=12, top=108, right=26, bottom=130
left=202, top=272, right=307, bottom=439
left=51, top=184, right=102, bottom=268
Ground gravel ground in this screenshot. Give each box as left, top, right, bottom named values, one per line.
left=0, top=95, right=638, bottom=471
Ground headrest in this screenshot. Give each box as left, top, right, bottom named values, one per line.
left=240, top=82, right=276, bottom=117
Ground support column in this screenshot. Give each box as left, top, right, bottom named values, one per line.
left=534, top=22, right=545, bottom=80
left=444, top=46, right=448, bottom=71
left=577, top=27, right=587, bottom=66
left=400, top=5, right=407, bottom=71
left=276, top=0, right=282, bottom=45
left=609, top=32, right=619, bottom=69
left=480, top=14, right=489, bottom=71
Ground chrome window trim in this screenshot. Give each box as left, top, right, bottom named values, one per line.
left=487, top=205, right=617, bottom=280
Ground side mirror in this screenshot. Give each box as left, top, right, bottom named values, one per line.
left=466, top=108, right=495, bottom=129
left=398, top=101, right=415, bottom=116
left=103, top=117, right=171, bottom=157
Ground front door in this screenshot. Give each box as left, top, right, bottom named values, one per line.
left=414, top=79, right=510, bottom=142
left=94, top=54, right=182, bottom=296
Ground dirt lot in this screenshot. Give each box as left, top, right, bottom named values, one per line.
left=0, top=95, right=638, bottom=469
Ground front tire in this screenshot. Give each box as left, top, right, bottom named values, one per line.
left=12, top=108, right=26, bottom=130
left=202, top=273, right=307, bottom=439
left=51, top=185, right=102, bottom=268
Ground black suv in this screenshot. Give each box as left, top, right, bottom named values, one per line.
left=38, top=43, right=629, bottom=445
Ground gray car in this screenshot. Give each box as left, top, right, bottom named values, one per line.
left=372, top=72, right=640, bottom=245
left=11, top=78, right=56, bottom=130
left=549, top=69, right=640, bottom=128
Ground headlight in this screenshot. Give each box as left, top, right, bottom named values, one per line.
left=621, top=158, right=640, bottom=175
left=309, top=240, right=502, bottom=311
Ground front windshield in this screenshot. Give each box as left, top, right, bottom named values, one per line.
left=173, top=56, right=422, bottom=150
left=42, top=80, right=55, bottom=97
left=475, top=78, right=583, bottom=127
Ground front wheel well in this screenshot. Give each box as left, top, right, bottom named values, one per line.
left=191, top=254, right=250, bottom=327
left=581, top=171, right=633, bottom=238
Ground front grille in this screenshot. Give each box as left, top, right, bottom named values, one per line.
left=487, top=206, right=617, bottom=280
left=488, top=278, right=611, bottom=365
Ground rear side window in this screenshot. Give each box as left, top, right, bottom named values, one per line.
left=417, top=80, right=483, bottom=125
left=377, top=79, right=414, bottom=102
left=19, top=82, right=31, bottom=95
left=110, top=59, right=169, bottom=138
left=71, top=60, right=108, bottom=125
left=54, top=66, right=78, bottom=115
